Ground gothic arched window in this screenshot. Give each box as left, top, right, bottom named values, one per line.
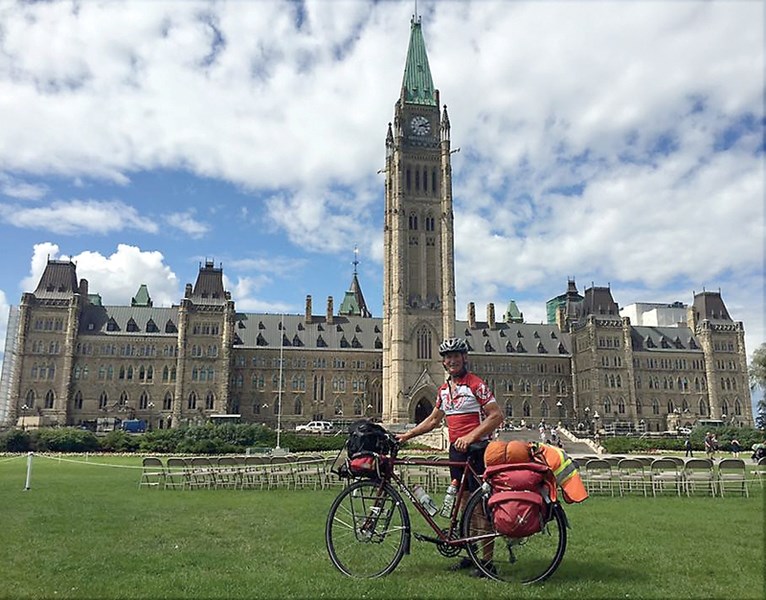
left=416, top=326, right=432, bottom=360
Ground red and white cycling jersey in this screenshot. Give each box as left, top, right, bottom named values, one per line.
left=436, top=372, right=497, bottom=444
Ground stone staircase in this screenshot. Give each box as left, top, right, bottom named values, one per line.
left=496, top=427, right=596, bottom=456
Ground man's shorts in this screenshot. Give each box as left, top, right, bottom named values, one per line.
left=448, top=443, right=486, bottom=492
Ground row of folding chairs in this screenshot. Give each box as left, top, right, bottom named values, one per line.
left=139, top=455, right=339, bottom=491
left=396, top=455, right=453, bottom=493
left=580, top=457, right=752, bottom=497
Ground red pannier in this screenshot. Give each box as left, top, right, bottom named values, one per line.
left=484, top=462, right=555, bottom=538
left=348, top=452, right=386, bottom=478
left=487, top=490, right=545, bottom=538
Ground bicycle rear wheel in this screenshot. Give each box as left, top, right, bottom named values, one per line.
left=462, top=489, right=567, bottom=584
left=325, top=479, right=409, bottom=578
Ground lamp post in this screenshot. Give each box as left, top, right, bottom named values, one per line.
left=556, top=400, right=564, bottom=427
left=147, top=401, right=154, bottom=431
left=584, top=406, right=591, bottom=435
left=593, top=410, right=601, bottom=435
left=20, top=404, right=29, bottom=430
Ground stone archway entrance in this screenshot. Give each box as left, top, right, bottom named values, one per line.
left=414, top=397, right=433, bottom=424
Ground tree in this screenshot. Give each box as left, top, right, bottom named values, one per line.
left=750, top=343, right=766, bottom=429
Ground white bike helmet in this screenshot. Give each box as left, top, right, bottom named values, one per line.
left=438, top=337, right=469, bottom=356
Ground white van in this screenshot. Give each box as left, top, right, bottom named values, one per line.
left=295, top=421, right=334, bottom=434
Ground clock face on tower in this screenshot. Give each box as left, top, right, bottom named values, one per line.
left=410, top=115, right=431, bottom=136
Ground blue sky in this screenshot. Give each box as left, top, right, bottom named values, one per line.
left=0, top=0, right=764, bottom=390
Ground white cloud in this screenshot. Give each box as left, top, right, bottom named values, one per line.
left=164, top=211, right=210, bottom=238
left=224, top=274, right=293, bottom=313
left=0, top=199, right=158, bottom=235
left=0, top=174, right=48, bottom=200
left=22, top=243, right=180, bottom=307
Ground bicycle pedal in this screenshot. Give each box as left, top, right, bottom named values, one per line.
left=413, top=533, right=441, bottom=544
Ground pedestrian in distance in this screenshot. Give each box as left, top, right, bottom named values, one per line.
left=684, top=437, right=693, bottom=458
left=730, top=438, right=741, bottom=458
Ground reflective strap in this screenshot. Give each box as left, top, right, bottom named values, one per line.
left=549, top=447, right=578, bottom=485
left=555, top=460, right=578, bottom=485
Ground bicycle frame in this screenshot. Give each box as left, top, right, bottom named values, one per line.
left=369, top=444, right=495, bottom=551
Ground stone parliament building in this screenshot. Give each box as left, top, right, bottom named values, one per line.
left=0, top=18, right=752, bottom=433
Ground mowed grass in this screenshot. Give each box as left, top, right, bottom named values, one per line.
left=0, top=454, right=763, bottom=600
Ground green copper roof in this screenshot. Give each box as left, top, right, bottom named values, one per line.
left=401, top=17, right=436, bottom=106
left=131, top=284, right=153, bottom=307
left=504, top=300, right=524, bottom=324
left=338, top=273, right=371, bottom=318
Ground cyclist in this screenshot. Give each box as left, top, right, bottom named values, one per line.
left=397, top=337, right=503, bottom=576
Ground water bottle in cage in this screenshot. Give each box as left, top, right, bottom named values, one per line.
left=413, top=484, right=438, bottom=516
left=440, top=479, right=459, bottom=517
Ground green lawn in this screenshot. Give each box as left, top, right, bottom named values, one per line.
left=0, top=454, right=763, bottom=599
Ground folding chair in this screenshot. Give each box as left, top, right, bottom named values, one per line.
left=189, top=457, right=217, bottom=489
left=616, top=458, right=647, bottom=496
left=399, top=456, right=432, bottom=490
left=321, top=455, right=345, bottom=489
left=650, top=458, right=683, bottom=496
left=139, top=456, right=165, bottom=489
left=717, top=458, right=749, bottom=497
left=753, top=456, right=766, bottom=489
left=682, top=458, right=716, bottom=496
left=165, top=457, right=191, bottom=490
left=584, top=459, right=614, bottom=496
left=294, top=455, right=323, bottom=490
left=243, top=455, right=267, bottom=490
left=216, top=456, right=242, bottom=489
left=428, top=456, right=452, bottom=491
left=267, top=456, right=295, bottom=489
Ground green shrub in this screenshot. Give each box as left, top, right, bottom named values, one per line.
left=600, top=426, right=764, bottom=454
left=0, top=429, right=31, bottom=452
left=33, top=428, right=100, bottom=452
left=99, top=430, right=141, bottom=453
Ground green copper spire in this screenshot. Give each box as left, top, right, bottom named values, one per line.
left=401, top=17, right=436, bottom=106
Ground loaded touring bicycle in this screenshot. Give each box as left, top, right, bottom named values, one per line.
left=325, top=420, right=581, bottom=583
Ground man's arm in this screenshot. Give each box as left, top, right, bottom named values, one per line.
left=453, top=400, right=504, bottom=452
left=397, top=407, right=444, bottom=443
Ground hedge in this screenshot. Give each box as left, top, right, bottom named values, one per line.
left=600, top=426, right=764, bottom=454
left=0, top=423, right=348, bottom=454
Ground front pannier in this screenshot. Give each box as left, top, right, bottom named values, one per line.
left=348, top=452, right=388, bottom=478
left=331, top=420, right=393, bottom=480
left=347, top=419, right=392, bottom=457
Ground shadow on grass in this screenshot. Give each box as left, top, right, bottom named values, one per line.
left=553, top=557, right=642, bottom=585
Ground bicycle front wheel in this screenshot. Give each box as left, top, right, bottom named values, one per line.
left=325, top=479, right=409, bottom=578
left=462, top=489, right=567, bottom=584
